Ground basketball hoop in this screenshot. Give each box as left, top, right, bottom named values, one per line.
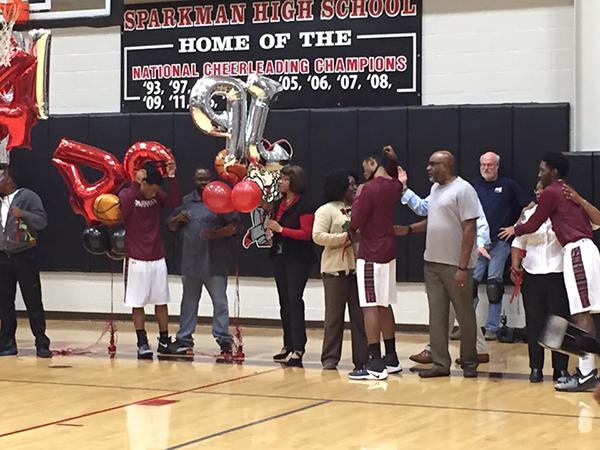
left=0, top=0, right=29, bottom=67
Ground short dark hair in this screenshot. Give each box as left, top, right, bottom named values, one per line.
left=323, top=170, right=357, bottom=204
left=362, top=153, right=385, bottom=167
left=280, top=164, right=306, bottom=194
left=143, top=161, right=163, bottom=186
left=542, top=152, right=569, bottom=177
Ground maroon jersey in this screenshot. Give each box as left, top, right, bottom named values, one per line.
left=350, top=176, right=403, bottom=263
left=118, top=178, right=182, bottom=261
left=515, top=180, right=593, bottom=246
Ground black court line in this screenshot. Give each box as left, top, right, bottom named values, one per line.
left=196, top=390, right=600, bottom=421
left=166, top=400, right=331, bottom=449
left=0, top=379, right=174, bottom=393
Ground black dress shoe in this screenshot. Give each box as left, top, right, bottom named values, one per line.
left=529, top=368, right=543, bottom=383
left=553, top=369, right=570, bottom=382
left=463, top=367, right=478, bottom=378
left=418, top=368, right=450, bottom=378
left=36, top=347, right=53, bottom=358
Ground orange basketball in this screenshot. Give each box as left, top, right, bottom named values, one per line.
left=93, top=194, right=122, bottom=225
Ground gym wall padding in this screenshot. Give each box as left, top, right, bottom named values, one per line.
left=9, top=102, right=586, bottom=282
left=511, top=103, right=570, bottom=189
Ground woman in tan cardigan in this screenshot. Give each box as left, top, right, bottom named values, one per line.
left=313, top=170, right=368, bottom=371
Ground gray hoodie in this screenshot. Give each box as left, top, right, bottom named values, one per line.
left=0, top=188, right=47, bottom=254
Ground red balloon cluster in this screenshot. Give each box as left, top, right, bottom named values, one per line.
left=202, top=179, right=262, bottom=214
left=52, top=139, right=175, bottom=225
left=0, top=48, right=38, bottom=150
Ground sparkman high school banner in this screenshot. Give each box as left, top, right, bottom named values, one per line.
left=121, top=0, right=422, bottom=112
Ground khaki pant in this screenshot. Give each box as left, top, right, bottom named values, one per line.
left=424, top=262, right=478, bottom=371
left=449, top=305, right=488, bottom=353
left=321, top=274, right=368, bottom=369
left=425, top=306, right=487, bottom=353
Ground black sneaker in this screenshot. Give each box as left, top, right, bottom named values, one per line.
left=137, top=343, right=153, bottom=360
left=273, top=347, right=291, bottom=363
left=348, top=358, right=388, bottom=380
left=36, top=347, right=53, bottom=358
left=553, top=369, right=570, bottom=382
left=173, top=340, right=193, bottom=356
left=284, top=351, right=304, bottom=367
left=554, top=368, right=599, bottom=392
left=382, top=353, right=402, bottom=374
left=0, top=341, right=17, bottom=356
left=157, top=337, right=180, bottom=355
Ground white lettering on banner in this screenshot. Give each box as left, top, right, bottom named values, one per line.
left=258, top=33, right=292, bottom=50
left=178, top=35, right=250, bottom=53
left=299, top=30, right=351, bottom=47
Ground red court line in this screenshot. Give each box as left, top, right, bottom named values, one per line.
left=0, top=367, right=281, bottom=439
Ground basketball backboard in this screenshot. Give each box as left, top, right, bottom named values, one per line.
left=23, top=0, right=121, bottom=28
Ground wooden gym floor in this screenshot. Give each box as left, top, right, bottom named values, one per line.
left=0, top=319, right=599, bottom=449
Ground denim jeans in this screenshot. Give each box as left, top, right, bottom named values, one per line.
left=176, top=275, right=232, bottom=349
left=473, top=240, right=511, bottom=332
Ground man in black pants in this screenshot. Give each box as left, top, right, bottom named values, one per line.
left=0, top=164, right=51, bottom=358
left=510, top=182, right=570, bottom=383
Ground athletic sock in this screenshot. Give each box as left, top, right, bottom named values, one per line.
left=579, top=353, right=596, bottom=376
left=368, top=342, right=381, bottom=360
left=159, top=330, right=169, bottom=344
left=136, top=329, right=148, bottom=347
left=384, top=338, right=396, bottom=356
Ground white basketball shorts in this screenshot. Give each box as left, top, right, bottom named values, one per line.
left=356, top=258, right=397, bottom=308
left=563, top=238, right=600, bottom=315
left=124, top=257, right=171, bottom=308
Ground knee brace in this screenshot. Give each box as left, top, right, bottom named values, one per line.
left=487, top=279, right=505, bottom=305
left=472, top=280, right=480, bottom=300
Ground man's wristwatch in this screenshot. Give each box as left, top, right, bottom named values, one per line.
left=458, top=266, right=468, bottom=271
left=407, top=225, right=412, bottom=234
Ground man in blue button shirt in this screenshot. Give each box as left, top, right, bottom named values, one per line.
left=472, top=152, right=530, bottom=340
left=168, top=167, right=240, bottom=357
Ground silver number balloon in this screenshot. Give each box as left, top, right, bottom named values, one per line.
left=245, top=74, right=283, bottom=161
left=190, top=76, right=247, bottom=160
